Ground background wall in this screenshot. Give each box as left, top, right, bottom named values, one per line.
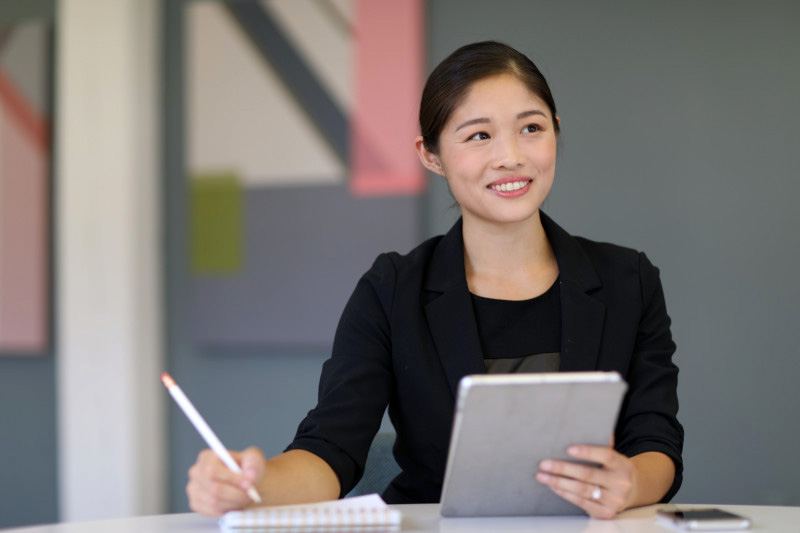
left=1, top=0, right=799, bottom=528
left=426, top=0, right=800, bottom=506
left=0, top=0, right=57, bottom=528
left=166, top=0, right=800, bottom=511
left=163, top=0, right=336, bottom=513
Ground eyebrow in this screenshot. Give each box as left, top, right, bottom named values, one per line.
left=454, top=110, right=548, bottom=132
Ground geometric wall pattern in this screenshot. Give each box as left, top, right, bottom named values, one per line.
left=187, top=0, right=425, bottom=348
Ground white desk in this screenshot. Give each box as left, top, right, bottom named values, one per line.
left=5, top=504, right=799, bottom=532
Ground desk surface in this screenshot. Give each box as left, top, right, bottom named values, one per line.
left=6, top=504, right=799, bottom=532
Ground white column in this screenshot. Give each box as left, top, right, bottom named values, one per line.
left=55, top=0, right=164, bottom=521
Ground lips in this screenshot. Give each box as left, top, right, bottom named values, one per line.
left=488, top=179, right=532, bottom=192
left=486, top=175, right=533, bottom=198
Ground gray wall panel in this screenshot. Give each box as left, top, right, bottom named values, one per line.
left=193, top=186, right=420, bottom=348
left=426, top=0, right=800, bottom=505
left=0, top=357, right=58, bottom=527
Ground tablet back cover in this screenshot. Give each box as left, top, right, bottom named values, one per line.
left=440, top=372, right=627, bottom=517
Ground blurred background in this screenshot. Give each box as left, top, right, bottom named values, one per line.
left=0, top=0, right=798, bottom=528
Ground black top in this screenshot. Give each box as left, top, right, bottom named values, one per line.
left=286, top=213, right=683, bottom=505
left=471, top=278, right=561, bottom=374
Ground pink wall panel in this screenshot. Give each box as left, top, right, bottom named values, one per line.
left=0, top=69, right=49, bottom=353
left=349, top=0, right=426, bottom=196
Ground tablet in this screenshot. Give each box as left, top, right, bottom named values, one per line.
left=440, top=371, right=627, bottom=517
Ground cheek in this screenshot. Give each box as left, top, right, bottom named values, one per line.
left=534, top=142, right=558, bottom=170
left=442, top=164, right=476, bottom=195
left=441, top=150, right=481, bottom=179
left=440, top=168, right=474, bottom=203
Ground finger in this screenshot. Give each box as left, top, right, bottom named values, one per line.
left=188, top=477, right=252, bottom=517
left=538, top=459, right=605, bottom=486
left=194, top=449, right=249, bottom=487
left=537, top=467, right=632, bottom=511
left=238, top=447, right=266, bottom=485
left=549, top=486, right=619, bottom=520
left=188, top=450, right=254, bottom=516
left=567, top=445, right=620, bottom=468
left=567, top=446, right=635, bottom=495
left=536, top=470, right=615, bottom=504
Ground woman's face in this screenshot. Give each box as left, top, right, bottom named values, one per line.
left=417, top=74, right=558, bottom=228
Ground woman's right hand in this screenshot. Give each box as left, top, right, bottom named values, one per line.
left=187, top=446, right=266, bottom=517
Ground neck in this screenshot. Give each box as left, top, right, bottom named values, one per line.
left=461, top=211, right=559, bottom=299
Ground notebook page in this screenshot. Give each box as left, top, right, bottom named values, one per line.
left=220, top=494, right=402, bottom=529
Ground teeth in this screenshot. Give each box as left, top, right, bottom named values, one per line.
left=490, top=180, right=529, bottom=192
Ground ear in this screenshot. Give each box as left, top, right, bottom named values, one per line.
left=415, top=136, right=445, bottom=176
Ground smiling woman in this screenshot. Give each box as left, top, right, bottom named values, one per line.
left=185, top=41, right=683, bottom=521
left=416, top=74, right=558, bottom=233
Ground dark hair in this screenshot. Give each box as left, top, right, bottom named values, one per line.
left=419, top=41, right=559, bottom=154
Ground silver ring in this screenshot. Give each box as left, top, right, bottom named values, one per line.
left=591, top=486, right=602, bottom=501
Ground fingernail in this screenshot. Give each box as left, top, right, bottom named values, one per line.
left=568, top=445, right=580, bottom=455
left=536, top=472, right=550, bottom=482
left=540, top=460, right=552, bottom=470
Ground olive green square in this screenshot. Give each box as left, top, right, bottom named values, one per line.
left=190, top=173, right=243, bottom=274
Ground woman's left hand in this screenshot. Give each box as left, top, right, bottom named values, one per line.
left=536, top=445, right=637, bottom=519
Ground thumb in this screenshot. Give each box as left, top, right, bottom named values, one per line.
left=238, top=446, right=266, bottom=484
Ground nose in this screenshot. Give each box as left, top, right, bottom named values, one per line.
left=491, top=133, right=524, bottom=170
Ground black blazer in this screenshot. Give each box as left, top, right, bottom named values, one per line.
left=287, top=212, right=683, bottom=504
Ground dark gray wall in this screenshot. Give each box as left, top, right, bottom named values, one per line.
left=423, top=0, right=800, bottom=505
left=0, top=0, right=57, bottom=529
left=0, top=357, right=58, bottom=527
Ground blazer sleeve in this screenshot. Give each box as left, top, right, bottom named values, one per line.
left=285, top=254, right=397, bottom=496
left=615, top=252, right=684, bottom=502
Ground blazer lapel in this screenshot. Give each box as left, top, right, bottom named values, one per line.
left=422, top=213, right=608, bottom=393
left=541, top=212, right=607, bottom=372
left=423, top=220, right=486, bottom=398
left=559, top=280, right=606, bottom=371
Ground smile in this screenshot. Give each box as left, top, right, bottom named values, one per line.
left=488, top=179, right=532, bottom=192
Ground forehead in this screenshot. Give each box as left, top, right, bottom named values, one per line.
left=450, top=74, right=551, bottom=122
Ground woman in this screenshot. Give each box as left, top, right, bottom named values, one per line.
left=187, top=41, right=683, bottom=520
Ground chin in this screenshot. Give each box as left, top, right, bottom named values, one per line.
left=478, top=208, right=542, bottom=226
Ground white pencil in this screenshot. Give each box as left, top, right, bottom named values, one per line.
left=161, top=372, right=262, bottom=504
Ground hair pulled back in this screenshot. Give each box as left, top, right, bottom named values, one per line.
left=419, top=41, right=559, bottom=154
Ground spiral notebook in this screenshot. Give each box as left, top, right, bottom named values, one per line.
left=219, top=493, right=402, bottom=530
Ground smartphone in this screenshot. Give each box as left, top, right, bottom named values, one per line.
left=656, top=508, right=751, bottom=531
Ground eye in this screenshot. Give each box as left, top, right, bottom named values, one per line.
left=522, top=124, right=541, bottom=134
left=467, top=131, right=490, bottom=141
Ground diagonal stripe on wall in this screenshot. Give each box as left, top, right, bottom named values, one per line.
left=226, top=1, right=349, bottom=165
